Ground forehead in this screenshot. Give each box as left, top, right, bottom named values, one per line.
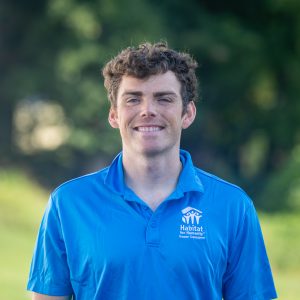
left=117, top=71, right=181, bottom=97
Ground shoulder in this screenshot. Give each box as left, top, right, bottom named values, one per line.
left=51, top=167, right=110, bottom=203
left=195, top=167, right=253, bottom=211
left=195, top=168, right=247, bottom=194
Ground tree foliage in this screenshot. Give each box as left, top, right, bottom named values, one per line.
left=1, top=0, right=299, bottom=210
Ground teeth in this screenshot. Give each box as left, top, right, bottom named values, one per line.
left=137, top=126, right=161, bottom=132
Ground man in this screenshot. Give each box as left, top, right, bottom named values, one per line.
left=27, top=42, right=277, bottom=299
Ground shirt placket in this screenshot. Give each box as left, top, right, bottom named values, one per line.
left=142, top=205, right=161, bottom=247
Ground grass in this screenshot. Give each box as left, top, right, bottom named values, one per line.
left=259, top=212, right=300, bottom=299
left=0, top=169, right=48, bottom=300
left=0, top=168, right=299, bottom=299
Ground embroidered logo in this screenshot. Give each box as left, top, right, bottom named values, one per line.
left=181, top=207, right=202, bottom=224
left=179, top=207, right=206, bottom=240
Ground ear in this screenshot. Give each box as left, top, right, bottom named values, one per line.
left=108, top=107, right=119, bottom=129
left=182, top=101, right=196, bottom=129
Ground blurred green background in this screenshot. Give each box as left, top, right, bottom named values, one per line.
left=1, top=0, right=300, bottom=298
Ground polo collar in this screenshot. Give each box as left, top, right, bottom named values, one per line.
left=104, top=152, right=126, bottom=196
left=177, top=149, right=204, bottom=194
left=104, top=149, right=204, bottom=198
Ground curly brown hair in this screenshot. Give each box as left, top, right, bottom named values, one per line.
left=102, top=42, right=198, bottom=111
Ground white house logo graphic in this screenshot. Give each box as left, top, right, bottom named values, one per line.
left=181, top=207, right=202, bottom=225
left=179, top=207, right=205, bottom=240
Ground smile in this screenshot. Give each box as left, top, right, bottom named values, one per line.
left=135, top=126, right=163, bottom=132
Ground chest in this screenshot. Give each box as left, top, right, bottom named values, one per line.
left=62, top=196, right=229, bottom=283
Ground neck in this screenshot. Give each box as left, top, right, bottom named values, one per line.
left=122, top=149, right=182, bottom=210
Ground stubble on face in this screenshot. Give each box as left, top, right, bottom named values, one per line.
left=109, top=71, right=196, bottom=158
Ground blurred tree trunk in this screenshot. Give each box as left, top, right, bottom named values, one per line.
left=0, top=100, right=14, bottom=163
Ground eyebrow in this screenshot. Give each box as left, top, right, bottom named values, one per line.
left=121, top=91, right=177, bottom=97
left=121, top=91, right=143, bottom=97
left=153, top=91, right=177, bottom=97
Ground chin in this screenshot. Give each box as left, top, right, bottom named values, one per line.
left=137, top=145, right=173, bottom=157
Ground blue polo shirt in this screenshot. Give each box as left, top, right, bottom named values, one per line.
left=27, top=150, right=277, bottom=299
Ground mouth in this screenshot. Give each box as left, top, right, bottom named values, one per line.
left=134, top=126, right=164, bottom=132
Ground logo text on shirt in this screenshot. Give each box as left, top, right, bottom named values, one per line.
left=179, top=207, right=206, bottom=240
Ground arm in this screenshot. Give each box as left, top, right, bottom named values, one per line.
left=27, top=197, right=73, bottom=298
left=32, top=292, right=72, bottom=300
left=222, top=200, right=277, bottom=299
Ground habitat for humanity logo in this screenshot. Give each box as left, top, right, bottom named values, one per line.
left=179, top=207, right=205, bottom=240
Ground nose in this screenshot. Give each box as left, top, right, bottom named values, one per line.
left=140, top=99, right=157, bottom=118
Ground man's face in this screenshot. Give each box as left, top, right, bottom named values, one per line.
left=108, top=71, right=196, bottom=157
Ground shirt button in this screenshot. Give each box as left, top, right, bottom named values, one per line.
left=151, top=221, right=157, bottom=228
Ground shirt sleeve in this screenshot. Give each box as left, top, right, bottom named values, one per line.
left=222, top=200, right=277, bottom=300
left=27, top=195, right=73, bottom=296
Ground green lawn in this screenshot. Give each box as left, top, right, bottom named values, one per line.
left=0, top=168, right=299, bottom=299
left=259, top=212, right=300, bottom=299
left=0, top=169, right=47, bottom=300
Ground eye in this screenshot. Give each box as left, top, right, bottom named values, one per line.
left=126, top=98, right=140, bottom=104
left=158, top=97, right=172, bottom=103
